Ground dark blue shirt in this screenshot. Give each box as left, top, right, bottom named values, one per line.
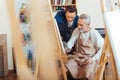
left=55, top=10, right=79, bottom=42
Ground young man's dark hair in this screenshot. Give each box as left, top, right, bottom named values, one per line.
left=65, top=6, right=77, bottom=14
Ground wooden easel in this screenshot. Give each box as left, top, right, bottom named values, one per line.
left=32, top=0, right=67, bottom=80
left=95, top=0, right=120, bottom=80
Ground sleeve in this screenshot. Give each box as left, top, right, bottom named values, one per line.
left=92, top=30, right=104, bottom=60
left=54, top=11, right=67, bottom=40
left=67, top=28, right=79, bottom=49
left=55, top=11, right=60, bottom=24
left=54, top=10, right=65, bottom=24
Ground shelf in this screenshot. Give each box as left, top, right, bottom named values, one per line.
left=52, top=4, right=76, bottom=7
left=51, top=0, right=76, bottom=12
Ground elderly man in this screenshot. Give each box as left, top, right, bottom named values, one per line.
left=66, top=14, right=104, bottom=80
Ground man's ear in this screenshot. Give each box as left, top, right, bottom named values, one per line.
left=87, top=24, right=90, bottom=28
left=87, top=24, right=90, bottom=30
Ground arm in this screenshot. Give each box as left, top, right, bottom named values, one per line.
left=67, top=28, right=79, bottom=50
left=92, top=30, right=104, bottom=61
left=55, top=10, right=66, bottom=24
left=55, top=10, right=68, bottom=42
left=85, top=30, right=104, bottom=64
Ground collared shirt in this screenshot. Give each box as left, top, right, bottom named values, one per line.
left=68, top=21, right=73, bottom=28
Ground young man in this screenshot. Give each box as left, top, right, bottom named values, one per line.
left=55, top=6, right=79, bottom=42
left=66, top=14, right=104, bottom=80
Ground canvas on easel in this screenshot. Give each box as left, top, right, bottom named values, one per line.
left=6, top=0, right=67, bottom=80
left=95, top=0, right=120, bottom=80
left=104, top=9, right=120, bottom=80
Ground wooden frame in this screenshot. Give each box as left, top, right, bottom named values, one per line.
left=95, top=0, right=120, bottom=80
left=0, top=34, right=8, bottom=76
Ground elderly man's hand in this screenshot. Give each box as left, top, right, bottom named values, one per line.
left=65, top=48, right=71, bottom=53
left=83, top=58, right=94, bottom=65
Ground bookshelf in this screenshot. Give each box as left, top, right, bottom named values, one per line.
left=51, top=0, right=76, bottom=12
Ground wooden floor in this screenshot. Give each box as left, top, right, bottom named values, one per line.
left=0, top=62, right=113, bottom=80
left=0, top=72, right=17, bottom=80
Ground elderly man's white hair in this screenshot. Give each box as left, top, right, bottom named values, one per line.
left=79, top=14, right=91, bottom=25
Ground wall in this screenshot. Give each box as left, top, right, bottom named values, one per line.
left=0, top=0, right=13, bottom=70
left=76, top=0, right=104, bottom=28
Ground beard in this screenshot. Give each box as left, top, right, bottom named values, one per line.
left=79, top=29, right=86, bottom=33
left=80, top=33, right=86, bottom=39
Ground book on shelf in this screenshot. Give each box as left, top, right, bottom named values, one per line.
left=51, top=0, right=76, bottom=12
left=54, top=0, right=58, bottom=5
left=53, top=0, right=66, bottom=5
left=62, top=0, right=66, bottom=5
left=66, top=0, right=72, bottom=5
